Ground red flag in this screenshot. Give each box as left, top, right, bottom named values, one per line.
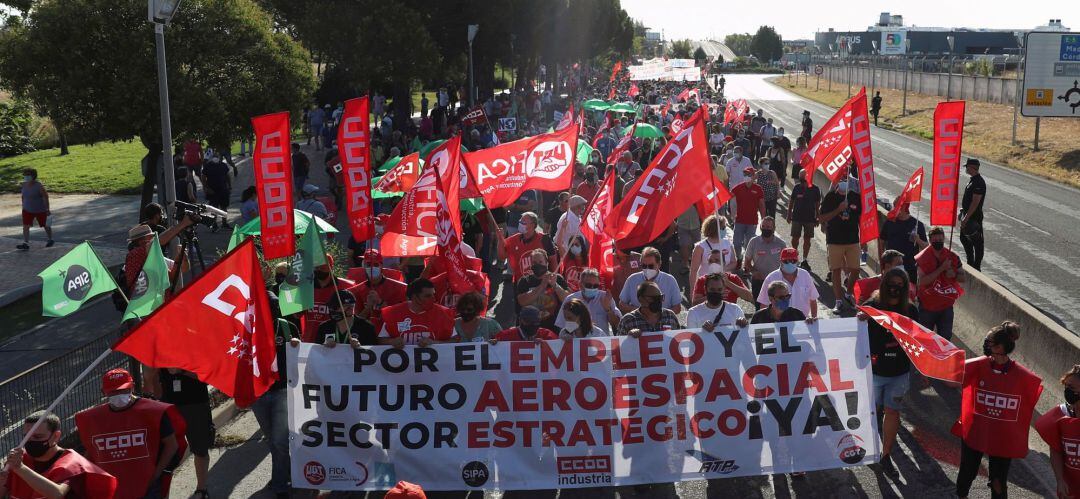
left=694, top=174, right=733, bottom=220
left=251, top=111, right=294, bottom=260
left=887, top=167, right=925, bottom=221
left=930, top=101, right=966, bottom=226
left=461, top=106, right=488, bottom=127
left=433, top=154, right=472, bottom=294
left=628, top=83, right=640, bottom=99
left=660, top=102, right=671, bottom=119
left=373, top=152, right=423, bottom=193
left=591, top=114, right=612, bottom=148
left=802, top=89, right=862, bottom=186
left=605, top=107, right=714, bottom=248
left=609, top=61, right=622, bottom=83
left=380, top=232, right=437, bottom=257
left=606, top=123, right=635, bottom=164
left=607, top=86, right=617, bottom=100
left=669, top=118, right=685, bottom=138
left=338, top=97, right=374, bottom=242
left=556, top=103, right=575, bottom=131
left=850, top=88, right=880, bottom=243
left=114, top=240, right=277, bottom=407
left=386, top=135, right=467, bottom=238
left=677, top=87, right=690, bottom=102
left=688, top=88, right=700, bottom=102
left=722, top=99, right=747, bottom=126
left=463, top=125, right=578, bottom=208
left=580, top=172, right=617, bottom=288
left=857, top=306, right=966, bottom=383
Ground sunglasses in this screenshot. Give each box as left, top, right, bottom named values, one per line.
left=641, top=264, right=658, bottom=269
left=581, top=282, right=600, bottom=289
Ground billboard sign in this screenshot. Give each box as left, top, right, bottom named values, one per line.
left=880, top=31, right=907, bottom=55
left=1022, top=32, right=1080, bottom=117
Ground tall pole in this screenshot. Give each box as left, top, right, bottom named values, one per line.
left=468, top=40, right=475, bottom=107
left=902, top=56, right=909, bottom=115
left=1011, top=37, right=1025, bottom=145
left=154, top=23, right=176, bottom=230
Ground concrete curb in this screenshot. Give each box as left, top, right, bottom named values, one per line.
left=0, top=282, right=41, bottom=309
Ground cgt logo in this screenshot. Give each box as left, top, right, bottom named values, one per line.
left=92, top=429, right=149, bottom=463
left=525, top=141, right=573, bottom=179
left=975, top=389, right=1020, bottom=421
left=836, top=434, right=867, bottom=464
left=303, top=461, right=326, bottom=485
left=685, top=450, right=739, bottom=474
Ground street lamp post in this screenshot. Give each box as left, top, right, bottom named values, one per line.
left=871, top=41, right=878, bottom=95
left=945, top=35, right=955, bottom=101
left=468, top=24, right=479, bottom=107
left=1011, top=33, right=1025, bottom=146
left=149, top=0, right=182, bottom=229
left=902, top=38, right=910, bottom=115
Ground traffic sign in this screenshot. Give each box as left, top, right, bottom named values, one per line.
left=814, top=65, right=824, bottom=76
left=1021, top=32, right=1080, bottom=117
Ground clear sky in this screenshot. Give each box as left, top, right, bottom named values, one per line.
left=620, top=0, right=1073, bottom=40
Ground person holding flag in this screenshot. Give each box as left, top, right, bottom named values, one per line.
left=316, top=290, right=377, bottom=348
left=350, top=249, right=407, bottom=332
left=299, top=254, right=357, bottom=343
left=1, top=411, right=117, bottom=499
left=915, top=227, right=965, bottom=341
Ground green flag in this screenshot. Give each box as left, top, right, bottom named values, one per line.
left=278, top=213, right=326, bottom=316
left=227, top=225, right=245, bottom=251
left=122, top=235, right=169, bottom=321
left=576, top=139, right=594, bottom=165
left=38, top=242, right=118, bottom=317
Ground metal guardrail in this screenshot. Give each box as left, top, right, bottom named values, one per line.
left=0, top=331, right=133, bottom=452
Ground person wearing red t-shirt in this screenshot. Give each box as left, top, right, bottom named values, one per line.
left=350, top=249, right=406, bottom=332
left=492, top=306, right=559, bottom=343
left=916, top=226, right=966, bottom=340
left=1, top=411, right=117, bottom=499
left=559, top=235, right=590, bottom=292
left=496, top=211, right=557, bottom=281
left=1036, top=365, right=1080, bottom=499
left=301, top=254, right=357, bottom=343
left=730, top=169, right=765, bottom=262
left=853, top=250, right=916, bottom=305
left=953, top=322, right=1042, bottom=499
left=690, top=249, right=753, bottom=305
left=378, top=278, right=456, bottom=347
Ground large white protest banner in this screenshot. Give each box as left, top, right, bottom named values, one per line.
left=287, top=319, right=878, bottom=491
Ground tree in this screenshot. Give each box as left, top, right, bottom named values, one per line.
left=750, top=26, right=784, bottom=63
left=0, top=0, right=314, bottom=209
left=693, top=46, right=707, bottom=65
left=669, top=39, right=692, bottom=59
left=724, top=33, right=753, bottom=57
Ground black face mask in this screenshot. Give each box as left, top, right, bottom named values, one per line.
left=885, top=284, right=905, bottom=298
left=520, top=324, right=539, bottom=337
left=314, top=270, right=331, bottom=282
left=1066, top=387, right=1080, bottom=406
left=646, top=299, right=663, bottom=313
left=760, top=229, right=774, bottom=238
left=329, top=309, right=345, bottom=321
left=275, top=274, right=286, bottom=285
left=24, top=438, right=52, bottom=458
left=706, top=291, right=725, bottom=306
left=459, top=311, right=478, bottom=322
left=931, top=241, right=945, bottom=251
left=531, top=263, right=548, bottom=277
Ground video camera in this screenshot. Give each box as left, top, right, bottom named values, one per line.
left=174, top=201, right=228, bottom=230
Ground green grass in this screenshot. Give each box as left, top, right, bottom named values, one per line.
left=1, top=140, right=146, bottom=195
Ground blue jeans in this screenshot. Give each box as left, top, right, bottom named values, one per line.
left=918, top=307, right=955, bottom=340
left=872, top=372, right=910, bottom=410
left=733, top=223, right=757, bottom=260
left=251, top=389, right=290, bottom=492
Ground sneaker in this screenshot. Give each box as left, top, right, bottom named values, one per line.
left=16, top=243, right=29, bottom=251
left=46, top=239, right=55, bottom=247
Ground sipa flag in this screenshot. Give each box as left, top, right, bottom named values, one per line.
left=605, top=107, right=714, bottom=248
left=887, top=167, right=925, bottom=221
left=930, top=101, right=966, bottom=226
left=849, top=88, right=880, bottom=244
left=802, top=90, right=861, bottom=185
left=374, top=152, right=423, bottom=194
left=38, top=242, right=118, bottom=317
left=122, top=235, right=169, bottom=321
left=463, top=125, right=578, bottom=208
left=251, top=111, right=295, bottom=260
left=114, top=239, right=278, bottom=407
left=857, top=306, right=966, bottom=383
left=338, top=97, right=375, bottom=242
left=278, top=212, right=327, bottom=316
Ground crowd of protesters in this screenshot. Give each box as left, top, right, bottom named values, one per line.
left=0, top=64, right=1057, bottom=499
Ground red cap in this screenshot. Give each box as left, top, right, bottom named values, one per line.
left=780, top=248, right=799, bottom=261
left=743, top=166, right=756, bottom=175
left=363, top=248, right=383, bottom=265
left=384, top=481, right=427, bottom=499
left=102, top=368, right=134, bottom=393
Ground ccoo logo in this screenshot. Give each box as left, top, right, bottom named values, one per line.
left=63, top=265, right=93, bottom=301
left=525, top=141, right=573, bottom=179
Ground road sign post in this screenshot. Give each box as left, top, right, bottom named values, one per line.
left=1018, top=32, right=1080, bottom=150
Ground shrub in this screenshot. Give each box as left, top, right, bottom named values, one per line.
left=0, top=100, right=35, bottom=156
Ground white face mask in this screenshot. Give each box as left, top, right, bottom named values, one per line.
left=108, top=393, right=133, bottom=409
left=707, top=263, right=724, bottom=274
left=563, top=321, right=579, bottom=333
left=643, top=268, right=659, bottom=280
left=23, top=175, right=33, bottom=183
left=569, top=245, right=582, bottom=256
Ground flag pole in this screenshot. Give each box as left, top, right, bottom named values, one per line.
left=89, top=241, right=129, bottom=305
left=19, top=348, right=114, bottom=447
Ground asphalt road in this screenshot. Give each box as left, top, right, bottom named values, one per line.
left=719, top=74, right=1080, bottom=335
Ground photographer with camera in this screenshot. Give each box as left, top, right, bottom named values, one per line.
left=140, top=203, right=199, bottom=250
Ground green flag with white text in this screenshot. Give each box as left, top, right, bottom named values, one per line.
left=38, top=242, right=118, bottom=317
left=122, top=235, right=169, bottom=321
left=278, top=213, right=326, bottom=316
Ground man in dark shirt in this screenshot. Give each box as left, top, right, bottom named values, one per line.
left=787, top=171, right=821, bottom=269
left=160, top=368, right=212, bottom=496
left=870, top=92, right=882, bottom=126
left=291, top=143, right=310, bottom=193
left=316, top=290, right=378, bottom=346
left=200, top=155, right=231, bottom=222
left=819, top=179, right=862, bottom=312
left=880, top=204, right=928, bottom=279
left=800, top=110, right=813, bottom=141
left=515, top=249, right=570, bottom=331
left=252, top=312, right=298, bottom=499
left=959, top=158, right=986, bottom=270
left=751, top=281, right=811, bottom=324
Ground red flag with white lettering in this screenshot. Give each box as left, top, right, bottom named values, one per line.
left=337, top=97, right=374, bottom=242
left=802, top=90, right=861, bottom=186
left=251, top=112, right=294, bottom=260
left=385, top=135, right=466, bottom=239
left=373, top=152, right=423, bottom=194
left=380, top=232, right=437, bottom=257
left=857, top=305, right=966, bottom=383
left=580, top=172, right=617, bottom=288
left=114, top=240, right=278, bottom=407
left=930, top=101, right=966, bottom=226
left=694, top=174, right=733, bottom=220
left=463, top=125, right=579, bottom=208
left=606, top=123, right=635, bottom=164
left=887, top=167, right=925, bottom=221
left=604, top=107, right=714, bottom=248
left=849, top=89, right=880, bottom=243
left=669, top=118, right=684, bottom=138
left=591, top=114, right=611, bottom=148
left=556, top=104, right=575, bottom=131
left=433, top=154, right=472, bottom=294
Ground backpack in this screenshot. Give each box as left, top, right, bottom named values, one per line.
left=111, top=267, right=129, bottom=312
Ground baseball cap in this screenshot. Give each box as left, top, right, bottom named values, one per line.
left=329, top=290, right=357, bottom=309
left=363, top=248, right=383, bottom=265
left=964, top=158, right=981, bottom=168
left=385, top=481, right=427, bottom=499
left=102, top=368, right=134, bottom=393
left=780, top=248, right=799, bottom=262
left=302, top=184, right=319, bottom=195
left=519, top=306, right=541, bottom=325
left=127, top=224, right=154, bottom=242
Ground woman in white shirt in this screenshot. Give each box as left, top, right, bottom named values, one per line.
left=689, top=214, right=735, bottom=282
left=559, top=298, right=608, bottom=339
